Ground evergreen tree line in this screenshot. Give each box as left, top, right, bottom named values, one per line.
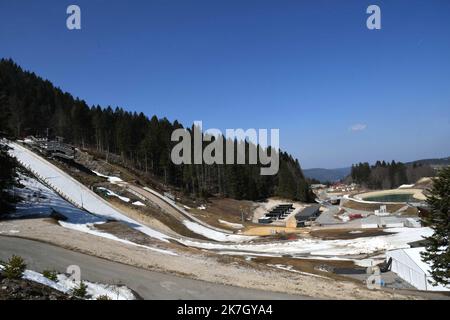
left=421, top=167, right=450, bottom=287
left=350, top=160, right=435, bottom=189
left=0, top=59, right=313, bottom=202
left=0, top=145, right=18, bottom=215
left=0, top=95, right=18, bottom=214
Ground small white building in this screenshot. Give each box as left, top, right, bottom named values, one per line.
left=386, top=247, right=449, bottom=291
left=374, top=205, right=389, bottom=216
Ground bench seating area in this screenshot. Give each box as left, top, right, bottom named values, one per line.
left=258, top=204, right=294, bottom=223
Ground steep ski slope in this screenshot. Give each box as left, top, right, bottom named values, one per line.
left=7, top=141, right=253, bottom=243
left=8, top=142, right=170, bottom=242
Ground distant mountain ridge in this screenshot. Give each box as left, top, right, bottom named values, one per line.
left=303, top=167, right=351, bottom=183
left=406, top=157, right=450, bottom=168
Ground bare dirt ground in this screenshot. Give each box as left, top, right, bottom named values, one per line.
left=242, top=226, right=305, bottom=236
left=107, top=197, right=210, bottom=240
left=188, top=198, right=256, bottom=231
left=342, top=199, right=409, bottom=213
left=0, top=218, right=423, bottom=300
left=251, top=256, right=360, bottom=282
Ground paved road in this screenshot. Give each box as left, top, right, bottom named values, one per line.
left=0, top=236, right=308, bottom=300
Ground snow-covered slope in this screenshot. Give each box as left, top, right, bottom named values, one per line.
left=11, top=173, right=176, bottom=256
left=7, top=141, right=253, bottom=243
left=8, top=142, right=169, bottom=242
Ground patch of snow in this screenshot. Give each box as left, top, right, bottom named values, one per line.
left=23, top=270, right=68, bottom=292
left=142, top=186, right=245, bottom=238
left=59, top=221, right=177, bottom=256
left=218, top=219, right=244, bottom=229
left=354, top=259, right=375, bottom=267
left=267, top=264, right=329, bottom=279
left=182, top=220, right=255, bottom=242
left=92, top=170, right=123, bottom=184
left=23, top=269, right=136, bottom=300
left=8, top=142, right=170, bottom=242
left=132, top=201, right=146, bottom=207
left=11, top=172, right=176, bottom=255
left=197, top=205, right=206, bottom=210
left=97, top=187, right=130, bottom=203
left=181, top=227, right=434, bottom=258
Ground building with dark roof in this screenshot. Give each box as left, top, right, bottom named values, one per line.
left=295, top=204, right=321, bottom=227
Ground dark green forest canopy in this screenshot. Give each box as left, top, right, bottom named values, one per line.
left=350, top=160, right=435, bottom=189
left=0, top=58, right=313, bottom=202
left=0, top=98, right=18, bottom=213
left=421, top=166, right=450, bottom=287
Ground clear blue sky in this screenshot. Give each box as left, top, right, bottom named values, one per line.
left=1, top=0, right=449, bottom=168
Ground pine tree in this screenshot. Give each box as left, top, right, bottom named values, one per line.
left=421, top=167, right=450, bottom=287
left=0, top=144, right=18, bottom=214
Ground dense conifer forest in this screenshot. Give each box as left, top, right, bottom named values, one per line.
left=0, top=59, right=313, bottom=202
left=349, top=160, right=435, bottom=189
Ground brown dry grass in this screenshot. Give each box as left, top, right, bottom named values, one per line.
left=49, top=158, right=104, bottom=187
left=251, top=256, right=359, bottom=282
left=342, top=199, right=405, bottom=212
left=107, top=198, right=209, bottom=240
left=397, top=206, right=419, bottom=216
left=44, top=153, right=211, bottom=240
left=189, top=198, right=257, bottom=230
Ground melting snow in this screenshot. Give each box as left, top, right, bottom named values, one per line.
left=9, top=172, right=176, bottom=255
left=92, top=170, right=123, bottom=184
left=181, top=227, right=433, bottom=257
left=218, top=219, right=244, bottom=229
left=97, top=187, right=130, bottom=203
left=267, top=264, right=329, bottom=279
left=22, top=269, right=136, bottom=300
left=182, top=220, right=255, bottom=242
left=8, top=142, right=170, bottom=242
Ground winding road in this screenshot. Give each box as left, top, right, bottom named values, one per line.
left=0, top=236, right=308, bottom=300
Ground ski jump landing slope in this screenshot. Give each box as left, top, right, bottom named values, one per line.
left=8, top=141, right=253, bottom=243
left=8, top=142, right=169, bottom=242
